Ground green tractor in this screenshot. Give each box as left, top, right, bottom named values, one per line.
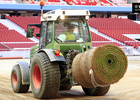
left=11, top=9, right=92, bottom=99
left=11, top=8, right=128, bottom=99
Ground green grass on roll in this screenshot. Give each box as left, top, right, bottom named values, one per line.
left=92, top=44, right=128, bottom=85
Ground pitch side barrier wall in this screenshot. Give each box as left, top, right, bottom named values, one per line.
left=0, top=50, right=30, bottom=59
left=0, top=4, right=132, bottom=13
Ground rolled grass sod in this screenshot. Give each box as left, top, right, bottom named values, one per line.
left=72, top=44, right=128, bottom=88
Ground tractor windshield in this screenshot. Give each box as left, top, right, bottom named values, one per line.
left=55, top=20, right=90, bottom=43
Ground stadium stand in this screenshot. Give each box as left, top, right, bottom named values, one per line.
left=0, top=43, right=10, bottom=51
left=109, top=0, right=131, bottom=6
left=91, top=31, right=124, bottom=47
left=91, top=31, right=110, bottom=41
left=6, top=16, right=40, bottom=29
left=0, top=21, right=37, bottom=52
left=0, top=0, right=113, bottom=6
left=0, top=0, right=132, bottom=6
left=124, top=41, right=140, bottom=49
left=48, top=0, right=60, bottom=2
left=6, top=15, right=41, bottom=39
left=88, top=17, right=140, bottom=49
left=113, top=0, right=126, bottom=4
left=0, top=23, right=8, bottom=29
left=0, top=0, right=137, bottom=57
left=92, top=41, right=124, bottom=47
left=5, top=15, right=140, bottom=49
left=0, top=29, right=33, bottom=42
left=6, top=15, right=139, bottom=48
left=3, top=43, right=38, bottom=49
left=63, top=0, right=113, bottom=6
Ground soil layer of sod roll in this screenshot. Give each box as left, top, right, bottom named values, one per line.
left=72, top=44, right=128, bottom=88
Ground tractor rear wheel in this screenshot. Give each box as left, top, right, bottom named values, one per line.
left=82, top=85, right=110, bottom=96
left=11, top=65, right=29, bottom=93
left=30, top=52, right=60, bottom=99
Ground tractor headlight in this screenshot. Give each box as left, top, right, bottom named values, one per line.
left=85, top=15, right=89, bottom=20
left=60, top=14, right=65, bottom=20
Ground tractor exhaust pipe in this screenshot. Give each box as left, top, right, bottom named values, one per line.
left=72, top=44, right=128, bottom=88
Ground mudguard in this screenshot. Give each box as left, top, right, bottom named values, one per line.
left=17, top=61, right=30, bottom=85
left=38, top=49, right=66, bottom=62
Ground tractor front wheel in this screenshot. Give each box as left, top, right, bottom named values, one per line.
left=82, top=85, right=110, bottom=96
left=30, top=52, right=60, bottom=99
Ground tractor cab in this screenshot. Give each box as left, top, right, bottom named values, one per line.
left=27, top=9, right=92, bottom=58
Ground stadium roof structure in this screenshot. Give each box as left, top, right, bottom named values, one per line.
left=0, top=4, right=132, bottom=13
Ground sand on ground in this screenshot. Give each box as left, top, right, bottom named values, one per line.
left=0, top=56, right=140, bottom=100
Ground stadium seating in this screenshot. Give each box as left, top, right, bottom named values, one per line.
left=48, top=0, right=60, bottom=2
left=5, top=15, right=126, bottom=47
left=91, top=31, right=123, bottom=47
left=6, top=16, right=41, bottom=29
left=3, top=43, right=38, bottom=49
left=124, top=41, right=140, bottom=49
left=5, top=15, right=140, bottom=49
left=0, top=23, right=8, bottom=29
left=91, top=31, right=110, bottom=41
left=88, top=17, right=140, bottom=48
left=0, top=42, right=38, bottom=51
left=0, top=22, right=37, bottom=51
left=0, top=29, right=33, bottom=42
left=6, top=15, right=41, bottom=39
left=92, top=41, right=124, bottom=47
left=23, top=0, right=114, bottom=6
left=64, top=0, right=112, bottom=6
left=110, top=0, right=131, bottom=6
left=0, top=43, right=10, bottom=51
left=0, top=0, right=131, bottom=6
left=99, top=0, right=113, bottom=6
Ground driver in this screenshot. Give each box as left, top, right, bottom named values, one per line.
left=63, top=25, right=75, bottom=40
left=57, top=25, right=75, bottom=41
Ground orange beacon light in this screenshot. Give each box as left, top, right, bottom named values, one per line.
left=40, top=0, right=45, bottom=9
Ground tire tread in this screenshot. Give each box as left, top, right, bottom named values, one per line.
left=31, top=52, right=60, bottom=99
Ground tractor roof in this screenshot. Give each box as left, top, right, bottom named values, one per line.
left=41, top=9, right=90, bottom=21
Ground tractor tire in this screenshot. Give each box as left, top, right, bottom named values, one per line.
left=60, top=84, right=72, bottom=90
left=11, top=65, right=30, bottom=93
left=30, top=52, right=60, bottom=99
left=82, top=85, right=110, bottom=96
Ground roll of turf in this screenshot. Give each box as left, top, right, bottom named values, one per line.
left=72, top=44, right=128, bottom=88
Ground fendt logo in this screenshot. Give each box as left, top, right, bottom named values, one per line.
left=132, top=3, right=140, bottom=13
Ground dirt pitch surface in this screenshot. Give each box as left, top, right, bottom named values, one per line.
left=0, top=56, right=140, bottom=100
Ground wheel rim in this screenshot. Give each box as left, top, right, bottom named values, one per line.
left=33, top=64, right=41, bottom=89
left=12, top=72, right=17, bottom=86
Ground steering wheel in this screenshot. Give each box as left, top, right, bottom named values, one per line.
left=55, top=38, right=62, bottom=43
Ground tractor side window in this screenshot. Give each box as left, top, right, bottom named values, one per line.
left=81, top=21, right=90, bottom=42
left=39, top=22, right=53, bottom=49
left=46, top=22, right=53, bottom=44
left=40, top=22, right=47, bottom=49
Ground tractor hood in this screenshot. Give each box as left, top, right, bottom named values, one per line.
left=54, top=42, right=92, bottom=53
